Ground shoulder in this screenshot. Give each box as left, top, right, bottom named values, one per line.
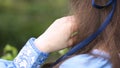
left=60, top=49, right=112, bottom=68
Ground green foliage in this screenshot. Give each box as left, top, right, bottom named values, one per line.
left=1, top=44, right=18, bottom=60
left=45, top=48, right=69, bottom=63
left=0, top=0, right=68, bottom=46
left=0, top=0, right=69, bottom=61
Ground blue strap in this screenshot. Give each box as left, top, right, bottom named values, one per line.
left=51, top=0, right=116, bottom=66
left=92, top=0, right=113, bottom=9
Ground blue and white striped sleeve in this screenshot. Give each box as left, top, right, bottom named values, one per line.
left=0, top=38, right=49, bottom=68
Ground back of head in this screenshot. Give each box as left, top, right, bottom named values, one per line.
left=70, top=0, right=120, bottom=68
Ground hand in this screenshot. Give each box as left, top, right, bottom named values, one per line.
left=34, top=16, right=79, bottom=53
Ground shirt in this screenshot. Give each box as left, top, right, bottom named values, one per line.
left=59, top=49, right=112, bottom=68
left=0, top=38, right=112, bottom=68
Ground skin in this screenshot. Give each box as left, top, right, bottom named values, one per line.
left=34, top=16, right=78, bottom=53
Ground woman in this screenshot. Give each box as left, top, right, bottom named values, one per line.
left=0, top=0, right=120, bottom=68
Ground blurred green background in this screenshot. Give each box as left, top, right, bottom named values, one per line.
left=0, top=0, right=69, bottom=63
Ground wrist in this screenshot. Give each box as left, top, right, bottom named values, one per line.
left=34, top=36, right=51, bottom=53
